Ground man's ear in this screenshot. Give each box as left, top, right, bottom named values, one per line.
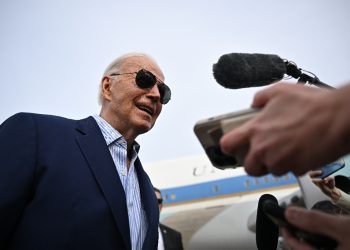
left=101, top=76, right=112, bottom=101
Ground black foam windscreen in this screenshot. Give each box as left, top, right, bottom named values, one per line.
left=256, top=194, right=279, bottom=250
left=213, top=53, right=286, bottom=89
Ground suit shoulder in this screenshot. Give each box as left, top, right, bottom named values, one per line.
left=160, top=223, right=181, bottom=235
left=0, top=112, right=37, bottom=130
left=1, top=112, right=83, bottom=132
left=2, top=112, right=72, bottom=123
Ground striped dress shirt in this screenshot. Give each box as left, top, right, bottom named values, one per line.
left=93, top=115, right=147, bottom=250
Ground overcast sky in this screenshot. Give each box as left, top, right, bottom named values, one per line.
left=1, top=0, right=349, bottom=164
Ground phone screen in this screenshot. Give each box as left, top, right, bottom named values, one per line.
left=320, top=159, right=345, bottom=179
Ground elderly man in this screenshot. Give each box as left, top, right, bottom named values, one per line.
left=0, top=52, right=171, bottom=250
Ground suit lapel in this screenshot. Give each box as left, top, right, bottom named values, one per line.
left=160, top=224, right=169, bottom=249
left=75, top=117, right=131, bottom=249
left=136, top=158, right=159, bottom=250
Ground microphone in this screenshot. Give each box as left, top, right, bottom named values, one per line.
left=256, top=194, right=279, bottom=250
left=213, top=52, right=333, bottom=89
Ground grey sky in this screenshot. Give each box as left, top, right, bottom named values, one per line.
left=1, top=0, right=349, bottom=164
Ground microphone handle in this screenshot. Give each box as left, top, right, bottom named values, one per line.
left=298, top=74, right=335, bottom=89
left=311, top=80, right=334, bottom=89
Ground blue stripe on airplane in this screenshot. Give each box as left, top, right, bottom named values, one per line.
left=161, top=173, right=297, bottom=204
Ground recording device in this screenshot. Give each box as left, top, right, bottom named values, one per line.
left=193, top=108, right=259, bottom=169
left=319, top=158, right=345, bottom=179
left=263, top=200, right=338, bottom=249
left=256, top=194, right=279, bottom=250
left=194, top=52, right=335, bottom=170
left=212, top=53, right=333, bottom=89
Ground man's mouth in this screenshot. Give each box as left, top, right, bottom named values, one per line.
left=136, top=104, right=154, bottom=116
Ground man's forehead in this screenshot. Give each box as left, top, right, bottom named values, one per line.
left=121, top=57, right=164, bottom=80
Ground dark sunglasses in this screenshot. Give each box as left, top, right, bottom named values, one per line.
left=157, top=198, right=163, bottom=205
left=110, top=69, right=171, bottom=104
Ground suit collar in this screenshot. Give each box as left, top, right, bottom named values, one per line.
left=76, top=117, right=159, bottom=250
left=136, top=158, right=160, bottom=250
left=91, top=114, right=123, bottom=146
left=75, top=117, right=131, bottom=249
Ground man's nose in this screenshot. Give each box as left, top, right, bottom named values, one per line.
left=147, top=84, right=161, bottom=102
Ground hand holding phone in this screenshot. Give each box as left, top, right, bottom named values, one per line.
left=263, top=201, right=338, bottom=249
left=194, top=108, right=259, bottom=169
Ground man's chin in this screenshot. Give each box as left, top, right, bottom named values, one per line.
left=136, top=122, right=154, bottom=135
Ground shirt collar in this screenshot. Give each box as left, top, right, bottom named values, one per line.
left=92, top=114, right=140, bottom=153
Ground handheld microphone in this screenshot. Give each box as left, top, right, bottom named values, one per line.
left=256, top=194, right=279, bottom=250
left=213, top=52, right=333, bottom=89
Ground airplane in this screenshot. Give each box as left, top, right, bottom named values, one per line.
left=144, top=154, right=350, bottom=250
left=144, top=155, right=296, bottom=249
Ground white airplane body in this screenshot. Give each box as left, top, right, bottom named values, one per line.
left=144, top=155, right=301, bottom=250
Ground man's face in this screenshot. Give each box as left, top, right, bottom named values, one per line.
left=101, top=56, right=164, bottom=136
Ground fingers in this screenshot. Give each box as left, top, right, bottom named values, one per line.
left=252, top=82, right=298, bottom=108
left=221, top=83, right=318, bottom=176
left=220, top=84, right=274, bottom=157
left=309, top=170, right=322, bottom=178
left=252, top=83, right=280, bottom=108
left=324, top=176, right=335, bottom=186
left=220, top=117, right=270, bottom=176
left=282, top=228, right=316, bottom=250
left=220, top=123, right=251, bottom=156
left=244, top=158, right=268, bottom=176
left=284, top=207, right=341, bottom=241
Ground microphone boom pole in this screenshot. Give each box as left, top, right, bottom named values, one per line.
left=284, top=60, right=334, bottom=89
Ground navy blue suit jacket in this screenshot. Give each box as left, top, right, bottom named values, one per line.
left=159, top=224, right=183, bottom=250
left=0, top=113, right=159, bottom=250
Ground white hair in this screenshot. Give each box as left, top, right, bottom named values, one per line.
left=102, top=52, right=157, bottom=76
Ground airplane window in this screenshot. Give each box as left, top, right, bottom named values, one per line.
left=171, top=194, right=176, bottom=200
left=264, top=176, right=269, bottom=183
left=245, top=179, right=251, bottom=188
left=254, top=178, right=259, bottom=185
left=212, top=185, right=220, bottom=193
left=284, top=174, right=290, bottom=180
left=274, top=176, right=280, bottom=182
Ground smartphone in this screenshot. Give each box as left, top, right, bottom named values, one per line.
left=193, top=108, right=259, bottom=169
left=320, top=159, right=345, bottom=179
left=263, top=201, right=338, bottom=249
